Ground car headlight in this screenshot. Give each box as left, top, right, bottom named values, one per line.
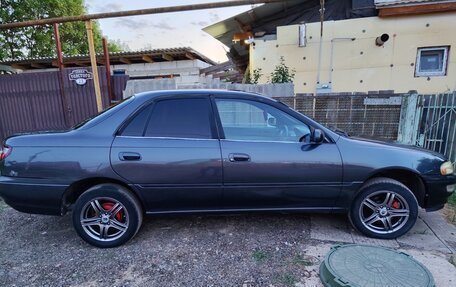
left=440, top=161, right=454, bottom=175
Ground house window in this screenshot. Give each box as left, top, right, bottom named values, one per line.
left=415, top=46, right=449, bottom=77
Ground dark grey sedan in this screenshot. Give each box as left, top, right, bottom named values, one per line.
left=0, top=90, right=455, bottom=248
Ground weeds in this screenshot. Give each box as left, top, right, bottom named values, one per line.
left=292, top=254, right=314, bottom=266
left=252, top=250, right=272, bottom=263
left=275, top=272, right=298, bottom=287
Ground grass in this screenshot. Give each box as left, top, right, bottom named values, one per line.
left=275, top=273, right=298, bottom=287
left=252, top=250, right=272, bottom=263
left=444, top=193, right=456, bottom=224
left=448, top=192, right=456, bottom=207
left=0, top=198, right=6, bottom=212
left=292, top=254, right=314, bottom=266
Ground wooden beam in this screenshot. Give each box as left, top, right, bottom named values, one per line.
left=86, top=20, right=103, bottom=113
left=73, top=62, right=90, bottom=67
left=162, top=53, right=174, bottom=61
left=379, top=3, right=456, bottom=17
left=233, top=32, right=253, bottom=43
left=30, top=63, right=47, bottom=69
left=184, top=53, right=195, bottom=60
left=51, top=60, right=59, bottom=67
left=142, top=55, right=154, bottom=63
left=119, top=57, right=132, bottom=64
left=11, top=64, right=26, bottom=70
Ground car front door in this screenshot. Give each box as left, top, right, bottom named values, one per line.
left=110, top=95, right=223, bottom=213
left=214, top=97, right=343, bottom=211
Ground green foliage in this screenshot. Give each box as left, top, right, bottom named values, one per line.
left=252, top=249, right=272, bottom=263
left=0, top=0, right=121, bottom=61
left=275, top=273, right=298, bottom=287
left=246, top=68, right=263, bottom=84
left=269, top=56, right=295, bottom=84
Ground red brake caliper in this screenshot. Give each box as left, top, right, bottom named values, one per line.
left=102, top=202, right=123, bottom=221
left=392, top=200, right=401, bottom=209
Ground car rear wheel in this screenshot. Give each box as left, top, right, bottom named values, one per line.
left=349, top=177, right=418, bottom=239
left=72, top=184, right=143, bottom=248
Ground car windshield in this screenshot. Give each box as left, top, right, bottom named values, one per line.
left=73, top=96, right=134, bottom=129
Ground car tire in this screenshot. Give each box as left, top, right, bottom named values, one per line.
left=349, top=177, right=418, bottom=239
left=72, top=184, right=143, bottom=248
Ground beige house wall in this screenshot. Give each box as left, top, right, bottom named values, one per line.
left=250, top=12, right=456, bottom=94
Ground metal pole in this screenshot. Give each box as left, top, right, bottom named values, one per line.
left=102, top=38, right=113, bottom=104
left=53, top=23, right=71, bottom=127
left=0, top=0, right=285, bottom=29
left=85, top=20, right=103, bottom=112
left=316, top=0, right=325, bottom=89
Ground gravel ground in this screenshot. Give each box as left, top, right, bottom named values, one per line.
left=0, top=199, right=455, bottom=287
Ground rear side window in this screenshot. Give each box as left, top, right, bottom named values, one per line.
left=144, top=98, right=213, bottom=139
left=121, top=105, right=153, bottom=136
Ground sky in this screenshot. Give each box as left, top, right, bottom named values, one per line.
left=84, top=0, right=254, bottom=63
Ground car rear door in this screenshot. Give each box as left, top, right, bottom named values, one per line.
left=110, top=95, right=223, bottom=212
left=213, top=96, right=343, bottom=210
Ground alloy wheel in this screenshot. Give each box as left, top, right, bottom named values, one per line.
left=80, top=197, right=129, bottom=242
left=358, top=190, right=410, bottom=235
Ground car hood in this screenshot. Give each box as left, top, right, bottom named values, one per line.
left=347, top=136, right=447, bottom=160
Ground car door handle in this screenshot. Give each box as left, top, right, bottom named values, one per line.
left=228, top=153, right=251, bottom=162
left=119, top=152, right=142, bottom=161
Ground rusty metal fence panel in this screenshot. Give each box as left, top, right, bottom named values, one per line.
left=416, top=92, right=456, bottom=167
left=274, top=94, right=402, bottom=141
left=0, top=72, right=66, bottom=142
left=0, top=67, right=128, bottom=143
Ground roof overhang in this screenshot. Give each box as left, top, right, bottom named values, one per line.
left=1, top=47, right=216, bottom=70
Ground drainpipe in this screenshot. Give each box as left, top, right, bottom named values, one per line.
left=316, top=0, right=325, bottom=88
left=329, top=38, right=356, bottom=85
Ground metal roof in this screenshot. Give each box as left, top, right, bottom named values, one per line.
left=1, top=47, right=216, bottom=70
left=375, top=0, right=455, bottom=7
left=203, top=0, right=369, bottom=73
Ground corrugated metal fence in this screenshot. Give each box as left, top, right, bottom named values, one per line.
left=0, top=67, right=128, bottom=142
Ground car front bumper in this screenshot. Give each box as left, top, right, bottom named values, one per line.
left=0, top=176, right=68, bottom=215
left=423, top=174, right=456, bottom=211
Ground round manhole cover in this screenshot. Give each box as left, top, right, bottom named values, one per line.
left=320, top=244, right=435, bottom=287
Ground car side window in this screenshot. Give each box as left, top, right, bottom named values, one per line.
left=144, top=98, right=213, bottom=139
left=120, top=105, right=153, bottom=136
left=215, top=99, right=311, bottom=142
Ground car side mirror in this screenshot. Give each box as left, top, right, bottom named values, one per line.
left=267, top=117, right=277, bottom=126
left=311, top=129, right=324, bottom=144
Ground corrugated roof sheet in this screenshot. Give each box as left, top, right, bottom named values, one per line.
left=1, top=47, right=216, bottom=67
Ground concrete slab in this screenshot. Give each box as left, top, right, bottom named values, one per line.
left=396, top=217, right=451, bottom=253
left=310, top=213, right=455, bottom=253
left=310, top=215, right=353, bottom=243
left=420, top=210, right=456, bottom=253
left=350, top=229, right=400, bottom=248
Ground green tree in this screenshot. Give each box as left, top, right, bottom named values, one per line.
left=270, top=56, right=295, bottom=83
left=0, top=0, right=120, bottom=61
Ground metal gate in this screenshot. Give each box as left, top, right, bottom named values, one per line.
left=415, top=92, right=456, bottom=168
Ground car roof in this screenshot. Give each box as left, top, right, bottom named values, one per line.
left=133, top=89, right=278, bottom=102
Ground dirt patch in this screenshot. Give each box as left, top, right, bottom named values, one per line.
left=0, top=207, right=455, bottom=286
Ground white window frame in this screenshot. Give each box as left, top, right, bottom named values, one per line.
left=415, top=46, right=449, bottom=77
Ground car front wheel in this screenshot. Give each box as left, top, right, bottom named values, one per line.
left=349, top=177, right=418, bottom=239
left=72, top=184, right=143, bottom=248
